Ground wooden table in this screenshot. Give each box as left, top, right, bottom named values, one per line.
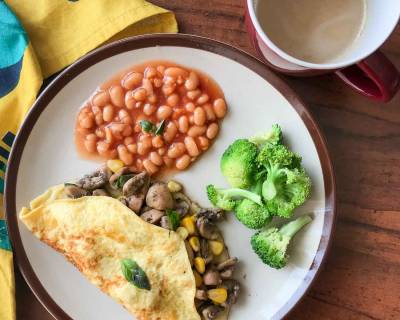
left=16, top=1, right=400, bottom=319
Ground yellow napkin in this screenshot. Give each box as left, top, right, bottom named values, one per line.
left=0, top=1, right=177, bottom=319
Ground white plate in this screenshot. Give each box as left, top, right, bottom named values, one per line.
left=5, top=34, right=336, bottom=320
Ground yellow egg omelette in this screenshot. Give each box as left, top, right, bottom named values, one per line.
left=19, top=185, right=200, bottom=320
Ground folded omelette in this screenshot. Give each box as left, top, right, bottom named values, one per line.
left=20, top=185, right=200, bottom=320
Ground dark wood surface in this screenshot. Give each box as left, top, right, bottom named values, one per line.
left=16, top=1, right=400, bottom=319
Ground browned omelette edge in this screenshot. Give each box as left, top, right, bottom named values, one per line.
left=5, top=33, right=336, bottom=320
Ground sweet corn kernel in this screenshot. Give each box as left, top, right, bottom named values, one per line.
left=176, top=227, right=189, bottom=240
left=107, top=159, right=124, bottom=173
left=193, top=270, right=203, bottom=287
left=207, top=288, right=228, bottom=304
left=167, top=180, right=182, bottom=193
left=194, top=257, right=206, bottom=274
left=189, top=236, right=200, bottom=252
left=180, top=216, right=196, bottom=235
left=209, top=240, right=224, bottom=256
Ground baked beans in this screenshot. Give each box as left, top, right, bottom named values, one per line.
left=75, top=61, right=227, bottom=175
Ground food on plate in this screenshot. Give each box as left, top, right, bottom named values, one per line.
left=75, top=61, right=227, bottom=175
left=207, top=124, right=311, bottom=221
left=20, top=163, right=241, bottom=319
left=234, top=199, right=271, bottom=229
left=251, top=215, right=312, bottom=269
left=257, top=144, right=311, bottom=218
left=220, top=139, right=258, bottom=189
left=206, top=184, right=262, bottom=211
left=206, top=124, right=312, bottom=269
left=220, top=124, right=282, bottom=189
left=20, top=195, right=199, bottom=320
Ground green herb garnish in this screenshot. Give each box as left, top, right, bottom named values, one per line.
left=116, top=174, right=134, bottom=189
left=121, top=259, right=151, bottom=290
left=166, top=209, right=180, bottom=231
left=155, top=120, right=166, bottom=135
left=140, top=120, right=156, bottom=133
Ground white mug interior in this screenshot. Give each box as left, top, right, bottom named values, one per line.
left=248, top=0, right=400, bottom=70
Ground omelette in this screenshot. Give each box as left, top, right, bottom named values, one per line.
left=20, top=185, right=200, bottom=320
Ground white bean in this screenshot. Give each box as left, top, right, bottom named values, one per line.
left=109, top=85, right=125, bottom=107
left=103, top=104, right=114, bottom=122
left=143, top=159, right=159, bottom=175
left=206, top=123, right=219, bottom=139
left=164, top=67, right=189, bottom=78
left=157, top=105, right=173, bottom=120
left=213, top=98, right=227, bottom=118
left=184, top=136, right=200, bottom=157
left=150, top=151, right=163, bottom=166
left=185, top=71, right=199, bottom=90
left=178, top=115, right=189, bottom=133
left=121, top=72, right=143, bottom=90
left=163, top=122, right=178, bottom=142
left=167, top=142, right=186, bottom=158
left=188, top=125, right=207, bottom=137
left=176, top=154, right=191, bottom=170
left=194, top=107, right=206, bottom=126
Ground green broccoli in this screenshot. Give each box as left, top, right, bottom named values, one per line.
left=251, top=215, right=312, bottom=269
left=206, top=184, right=262, bottom=211
left=249, top=124, right=283, bottom=147
left=257, top=144, right=310, bottom=218
left=220, top=139, right=258, bottom=189
left=235, top=199, right=272, bottom=229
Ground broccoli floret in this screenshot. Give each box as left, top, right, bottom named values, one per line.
left=249, top=124, right=283, bottom=147
left=206, top=184, right=262, bottom=211
left=220, top=139, right=258, bottom=189
left=235, top=199, right=272, bottom=229
left=257, top=143, right=301, bottom=170
left=251, top=215, right=312, bottom=269
left=257, top=145, right=310, bottom=218
left=264, top=168, right=312, bottom=218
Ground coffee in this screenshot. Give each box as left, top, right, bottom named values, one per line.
left=256, top=0, right=366, bottom=64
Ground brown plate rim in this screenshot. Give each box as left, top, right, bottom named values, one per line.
left=5, top=33, right=336, bottom=320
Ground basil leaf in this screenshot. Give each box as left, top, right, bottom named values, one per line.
left=167, top=209, right=180, bottom=231
left=121, top=259, right=151, bottom=290
left=116, top=174, right=134, bottom=189
left=140, top=120, right=155, bottom=133
left=155, top=120, right=166, bottom=135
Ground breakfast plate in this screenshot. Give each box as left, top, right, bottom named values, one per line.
left=5, top=34, right=336, bottom=320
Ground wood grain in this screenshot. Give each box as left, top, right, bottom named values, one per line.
left=15, top=1, right=400, bottom=319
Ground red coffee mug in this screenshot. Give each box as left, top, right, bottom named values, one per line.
left=245, top=0, right=400, bottom=102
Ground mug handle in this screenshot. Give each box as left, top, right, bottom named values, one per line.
left=336, top=50, right=400, bottom=102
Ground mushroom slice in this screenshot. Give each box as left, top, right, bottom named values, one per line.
left=217, top=257, right=238, bottom=271
left=109, top=167, right=132, bottom=189
left=184, top=241, right=194, bottom=266
left=92, top=189, right=108, bottom=196
left=196, top=216, right=221, bottom=240
left=146, top=182, right=174, bottom=210
left=220, top=267, right=235, bottom=279
left=160, top=216, right=170, bottom=229
left=201, top=305, right=223, bottom=320
left=140, top=209, right=164, bottom=224
left=200, top=238, right=213, bottom=264
left=64, top=184, right=89, bottom=199
left=175, top=200, right=190, bottom=217
left=221, top=279, right=240, bottom=307
left=76, top=167, right=109, bottom=190
left=173, top=192, right=191, bottom=217
left=203, top=268, right=221, bottom=286
left=126, top=194, right=145, bottom=213
left=122, top=172, right=150, bottom=197
left=196, top=208, right=225, bottom=221
left=195, top=289, right=208, bottom=301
